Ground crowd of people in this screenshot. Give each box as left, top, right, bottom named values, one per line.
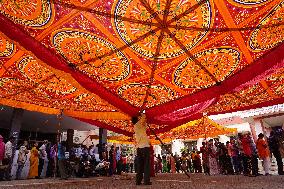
left=0, top=137, right=61, bottom=181
left=0, top=130, right=284, bottom=181
left=154, top=131, right=284, bottom=176
left=0, top=136, right=136, bottom=181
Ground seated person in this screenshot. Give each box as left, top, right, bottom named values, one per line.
left=95, top=152, right=110, bottom=176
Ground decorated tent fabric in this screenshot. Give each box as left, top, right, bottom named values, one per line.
left=89, top=134, right=133, bottom=144
left=106, top=117, right=237, bottom=144
left=158, top=116, right=237, bottom=141
left=0, top=0, right=284, bottom=136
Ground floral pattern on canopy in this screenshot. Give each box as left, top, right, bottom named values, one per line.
left=0, top=0, right=284, bottom=136
left=105, top=117, right=237, bottom=144
left=158, top=117, right=237, bottom=141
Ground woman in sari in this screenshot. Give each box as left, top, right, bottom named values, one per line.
left=162, top=155, right=168, bottom=173
left=208, top=139, right=219, bottom=175
left=28, top=142, right=39, bottom=179
left=0, top=135, right=5, bottom=166
left=170, top=154, right=176, bottom=173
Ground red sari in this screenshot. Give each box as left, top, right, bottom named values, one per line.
left=170, top=156, right=176, bottom=173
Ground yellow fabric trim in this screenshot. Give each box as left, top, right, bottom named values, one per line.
left=0, top=98, right=130, bottom=120
left=0, top=98, right=60, bottom=115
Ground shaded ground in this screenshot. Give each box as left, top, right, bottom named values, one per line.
left=0, top=173, right=283, bottom=189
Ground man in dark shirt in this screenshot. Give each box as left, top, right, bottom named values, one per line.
left=268, top=131, right=284, bottom=175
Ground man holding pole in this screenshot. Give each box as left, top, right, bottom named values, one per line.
left=132, top=112, right=151, bottom=186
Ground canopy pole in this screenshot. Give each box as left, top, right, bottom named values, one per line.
left=54, top=109, right=63, bottom=179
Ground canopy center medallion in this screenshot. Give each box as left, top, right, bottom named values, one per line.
left=113, top=0, right=212, bottom=59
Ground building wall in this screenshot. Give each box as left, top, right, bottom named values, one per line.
left=226, top=122, right=251, bottom=133
left=172, top=139, right=184, bottom=156
left=154, top=145, right=162, bottom=155
left=61, top=129, right=99, bottom=147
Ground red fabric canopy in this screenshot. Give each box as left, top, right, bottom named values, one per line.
left=0, top=0, right=284, bottom=136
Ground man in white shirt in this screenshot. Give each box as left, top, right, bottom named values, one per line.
left=132, top=113, right=151, bottom=185
left=5, top=137, right=14, bottom=160
left=89, top=145, right=98, bottom=158
left=16, top=141, right=29, bottom=180
left=75, top=145, right=83, bottom=158
left=127, top=154, right=134, bottom=173
left=116, top=147, right=122, bottom=174
left=38, top=140, right=48, bottom=178
left=4, top=136, right=15, bottom=180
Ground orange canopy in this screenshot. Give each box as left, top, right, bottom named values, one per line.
left=0, top=0, right=284, bottom=136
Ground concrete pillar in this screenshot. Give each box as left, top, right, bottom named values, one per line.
left=265, top=126, right=272, bottom=137
left=10, top=108, right=24, bottom=145
left=99, top=128, right=107, bottom=158
left=254, top=118, right=265, bottom=136
left=99, top=128, right=107, bottom=144
left=66, top=129, right=74, bottom=151
left=249, top=118, right=265, bottom=142
left=171, top=139, right=184, bottom=156
left=249, top=123, right=258, bottom=143
left=260, top=120, right=273, bottom=137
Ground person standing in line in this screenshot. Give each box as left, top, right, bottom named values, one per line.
left=208, top=139, right=219, bottom=175
left=127, top=153, right=134, bottom=173
left=186, top=151, right=193, bottom=173
left=200, top=142, right=209, bottom=175
left=75, top=145, right=83, bottom=159
left=268, top=131, right=284, bottom=175
left=0, top=135, right=5, bottom=166
left=242, top=132, right=259, bottom=176
left=89, top=145, right=97, bottom=159
left=121, top=155, right=127, bottom=173
left=3, top=136, right=15, bottom=180
left=249, top=133, right=259, bottom=176
left=157, top=154, right=162, bottom=173
left=195, top=152, right=202, bottom=173
left=108, top=145, right=115, bottom=176
left=49, top=143, right=57, bottom=178
left=28, top=142, right=39, bottom=179
left=180, top=152, right=187, bottom=173
left=256, top=133, right=270, bottom=176
left=150, top=146, right=155, bottom=177
left=170, top=153, right=176, bottom=173
left=166, top=154, right=171, bottom=173
left=218, top=142, right=233, bottom=175
left=162, top=155, right=168, bottom=173
left=116, top=147, right=122, bottom=175
left=191, top=149, right=198, bottom=173
left=45, top=142, right=53, bottom=178
left=58, top=141, right=68, bottom=180
left=132, top=113, right=151, bottom=185
left=241, top=133, right=253, bottom=176
left=228, top=138, right=241, bottom=174
left=16, top=141, right=29, bottom=180
left=236, top=133, right=247, bottom=175
left=0, top=135, right=5, bottom=181
left=112, top=146, right=117, bottom=174
left=38, top=140, right=48, bottom=178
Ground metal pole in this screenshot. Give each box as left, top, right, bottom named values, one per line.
left=54, top=110, right=63, bottom=179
